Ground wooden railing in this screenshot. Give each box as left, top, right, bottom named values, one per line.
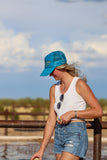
left=0, top=109, right=107, bottom=160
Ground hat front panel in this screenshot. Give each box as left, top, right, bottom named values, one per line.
left=45, top=51, right=67, bottom=69
left=45, top=53, right=54, bottom=68
left=40, top=50, right=67, bottom=76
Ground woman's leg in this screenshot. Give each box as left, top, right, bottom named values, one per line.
left=56, top=153, right=62, bottom=160
left=60, top=151, right=80, bottom=160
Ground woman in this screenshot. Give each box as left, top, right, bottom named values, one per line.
left=31, top=51, right=103, bottom=160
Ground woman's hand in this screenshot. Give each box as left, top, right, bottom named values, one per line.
left=58, top=111, right=73, bottom=124
left=31, top=150, right=43, bottom=160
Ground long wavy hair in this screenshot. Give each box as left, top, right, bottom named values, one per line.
left=56, top=63, right=87, bottom=82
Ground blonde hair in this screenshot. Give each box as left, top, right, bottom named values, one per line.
left=56, top=63, right=87, bottom=82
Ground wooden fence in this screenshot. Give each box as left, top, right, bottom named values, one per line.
left=0, top=109, right=107, bottom=160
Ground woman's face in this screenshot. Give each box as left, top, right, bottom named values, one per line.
left=50, top=68, right=63, bottom=80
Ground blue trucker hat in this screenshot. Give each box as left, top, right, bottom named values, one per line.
left=40, top=51, right=67, bottom=76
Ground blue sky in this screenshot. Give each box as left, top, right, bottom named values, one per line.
left=0, top=0, right=107, bottom=99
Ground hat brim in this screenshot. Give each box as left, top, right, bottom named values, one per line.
left=40, top=67, right=55, bottom=76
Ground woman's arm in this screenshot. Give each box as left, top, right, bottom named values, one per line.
left=59, top=79, right=103, bottom=124
left=31, top=85, right=57, bottom=160
left=75, top=79, right=103, bottom=119
left=40, top=85, right=57, bottom=151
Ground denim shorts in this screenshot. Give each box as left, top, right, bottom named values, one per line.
left=53, top=121, right=88, bottom=158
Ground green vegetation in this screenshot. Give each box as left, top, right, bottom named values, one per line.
left=0, top=97, right=106, bottom=112
left=0, top=97, right=49, bottom=120
left=0, top=97, right=48, bottom=107
left=31, top=98, right=49, bottom=113
left=98, top=98, right=107, bottom=109
left=0, top=97, right=49, bottom=112
left=0, top=104, right=4, bottom=112
left=0, top=97, right=107, bottom=121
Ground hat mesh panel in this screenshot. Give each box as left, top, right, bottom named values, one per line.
left=54, top=53, right=62, bottom=62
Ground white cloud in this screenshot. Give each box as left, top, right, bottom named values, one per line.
left=0, top=24, right=40, bottom=72
left=41, top=42, right=66, bottom=56
left=0, top=21, right=107, bottom=72
left=103, top=13, right=107, bottom=23
left=57, top=0, right=107, bottom=3
left=41, top=35, right=107, bottom=69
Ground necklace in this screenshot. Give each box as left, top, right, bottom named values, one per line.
left=61, top=84, right=66, bottom=92
left=61, top=78, right=73, bottom=93
left=62, top=86, right=66, bottom=91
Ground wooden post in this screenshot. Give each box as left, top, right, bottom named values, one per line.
left=5, top=109, right=8, bottom=136
left=93, top=118, right=102, bottom=160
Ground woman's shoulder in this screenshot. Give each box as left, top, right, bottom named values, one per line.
left=50, top=84, right=55, bottom=91
left=76, top=78, right=87, bottom=86
left=50, top=81, right=60, bottom=95
left=76, top=78, right=89, bottom=95
left=50, top=81, right=60, bottom=90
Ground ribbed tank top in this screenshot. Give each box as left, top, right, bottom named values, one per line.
left=54, top=77, right=86, bottom=119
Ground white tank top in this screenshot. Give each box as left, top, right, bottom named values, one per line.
left=54, top=77, right=86, bottom=119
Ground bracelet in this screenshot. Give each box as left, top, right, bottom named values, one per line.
left=75, top=111, right=77, bottom=118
